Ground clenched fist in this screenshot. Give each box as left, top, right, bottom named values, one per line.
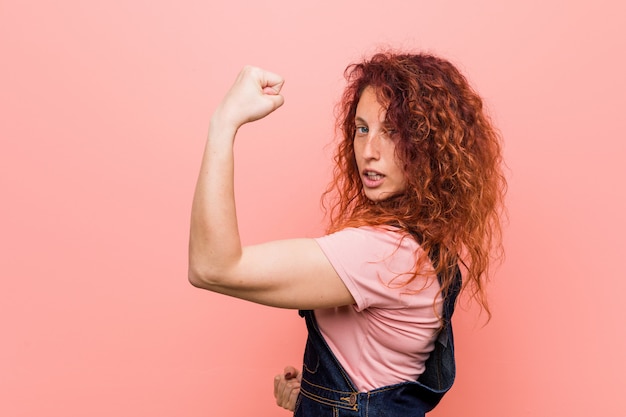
left=212, top=66, right=285, bottom=131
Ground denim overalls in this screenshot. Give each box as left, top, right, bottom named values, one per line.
left=295, top=259, right=462, bottom=417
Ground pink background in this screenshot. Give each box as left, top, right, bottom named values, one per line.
left=2, top=1, right=625, bottom=416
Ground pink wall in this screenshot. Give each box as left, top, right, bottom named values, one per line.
left=2, top=1, right=624, bottom=416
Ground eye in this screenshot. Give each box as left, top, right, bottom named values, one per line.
left=355, top=125, right=369, bottom=135
left=383, top=126, right=397, bottom=137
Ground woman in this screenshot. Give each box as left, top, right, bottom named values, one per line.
left=189, top=51, right=506, bottom=416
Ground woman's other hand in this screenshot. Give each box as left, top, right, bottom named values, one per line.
left=273, top=365, right=302, bottom=411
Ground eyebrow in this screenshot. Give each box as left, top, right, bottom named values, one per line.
left=355, top=115, right=395, bottom=132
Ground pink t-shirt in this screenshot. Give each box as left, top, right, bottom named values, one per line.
left=314, top=226, right=442, bottom=392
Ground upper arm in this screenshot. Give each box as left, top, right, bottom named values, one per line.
left=189, top=238, right=355, bottom=309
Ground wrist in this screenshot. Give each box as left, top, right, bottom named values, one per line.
left=210, top=103, right=245, bottom=132
left=208, top=112, right=239, bottom=144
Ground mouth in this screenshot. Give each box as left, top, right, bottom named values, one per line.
left=364, top=171, right=383, bottom=180
left=362, top=170, right=385, bottom=187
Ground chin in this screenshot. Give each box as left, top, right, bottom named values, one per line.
left=365, top=190, right=405, bottom=203
left=366, top=190, right=402, bottom=202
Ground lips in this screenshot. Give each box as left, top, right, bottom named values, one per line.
left=362, top=170, right=385, bottom=188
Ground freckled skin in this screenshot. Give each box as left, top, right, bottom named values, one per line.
left=353, top=87, right=407, bottom=201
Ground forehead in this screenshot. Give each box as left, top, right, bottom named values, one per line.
left=355, top=86, right=386, bottom=120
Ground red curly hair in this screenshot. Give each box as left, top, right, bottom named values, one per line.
left=323, top=51, right=506, bottom=318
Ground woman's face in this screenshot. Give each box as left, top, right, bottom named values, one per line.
left=353, top=87, right=407, bottom=202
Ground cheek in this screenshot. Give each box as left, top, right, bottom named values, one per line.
left=390, top=150, right=404, bottom=175
left=399, top=176, right=408, bottom=191
left=392, top=158, right=408, bottom=190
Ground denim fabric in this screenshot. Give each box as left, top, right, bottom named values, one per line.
left=295, top=265, right=461, bottom=417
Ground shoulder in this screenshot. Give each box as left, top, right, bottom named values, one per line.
left=315, top=226, right=418, bottom=253
left=314, top=227, right=430, bottom=309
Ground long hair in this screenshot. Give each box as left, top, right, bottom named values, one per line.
left=322, top=51, right=507, bottom=318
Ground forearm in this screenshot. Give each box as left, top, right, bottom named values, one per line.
left=188, top=121, right=241, bottom=287
left=188, top=65, right=285, bottom=289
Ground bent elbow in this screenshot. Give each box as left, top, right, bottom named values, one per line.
left=188, top=265, right=215, bottom=289
left=188, top=268, right=207, bottom=289
left=187, top=264, right=228, bottom=290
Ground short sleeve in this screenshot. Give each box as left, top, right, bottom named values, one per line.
left=315, top=227, right=431, bottom=311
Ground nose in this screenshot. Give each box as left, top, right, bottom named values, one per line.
left=361, top=133, right=381, bottom=160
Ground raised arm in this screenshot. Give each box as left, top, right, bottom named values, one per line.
left=188, top=66, right=354, bottom=309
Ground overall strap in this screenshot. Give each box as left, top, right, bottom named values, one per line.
left=405, top=229, right=462, bottom=405
left=413, top=262, right=461, bottom=407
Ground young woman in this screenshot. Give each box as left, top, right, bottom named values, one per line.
left=189, top=51, right=506, bottom=416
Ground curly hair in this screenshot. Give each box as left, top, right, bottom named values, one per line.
left=322, top=51, right=507, bottom=318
